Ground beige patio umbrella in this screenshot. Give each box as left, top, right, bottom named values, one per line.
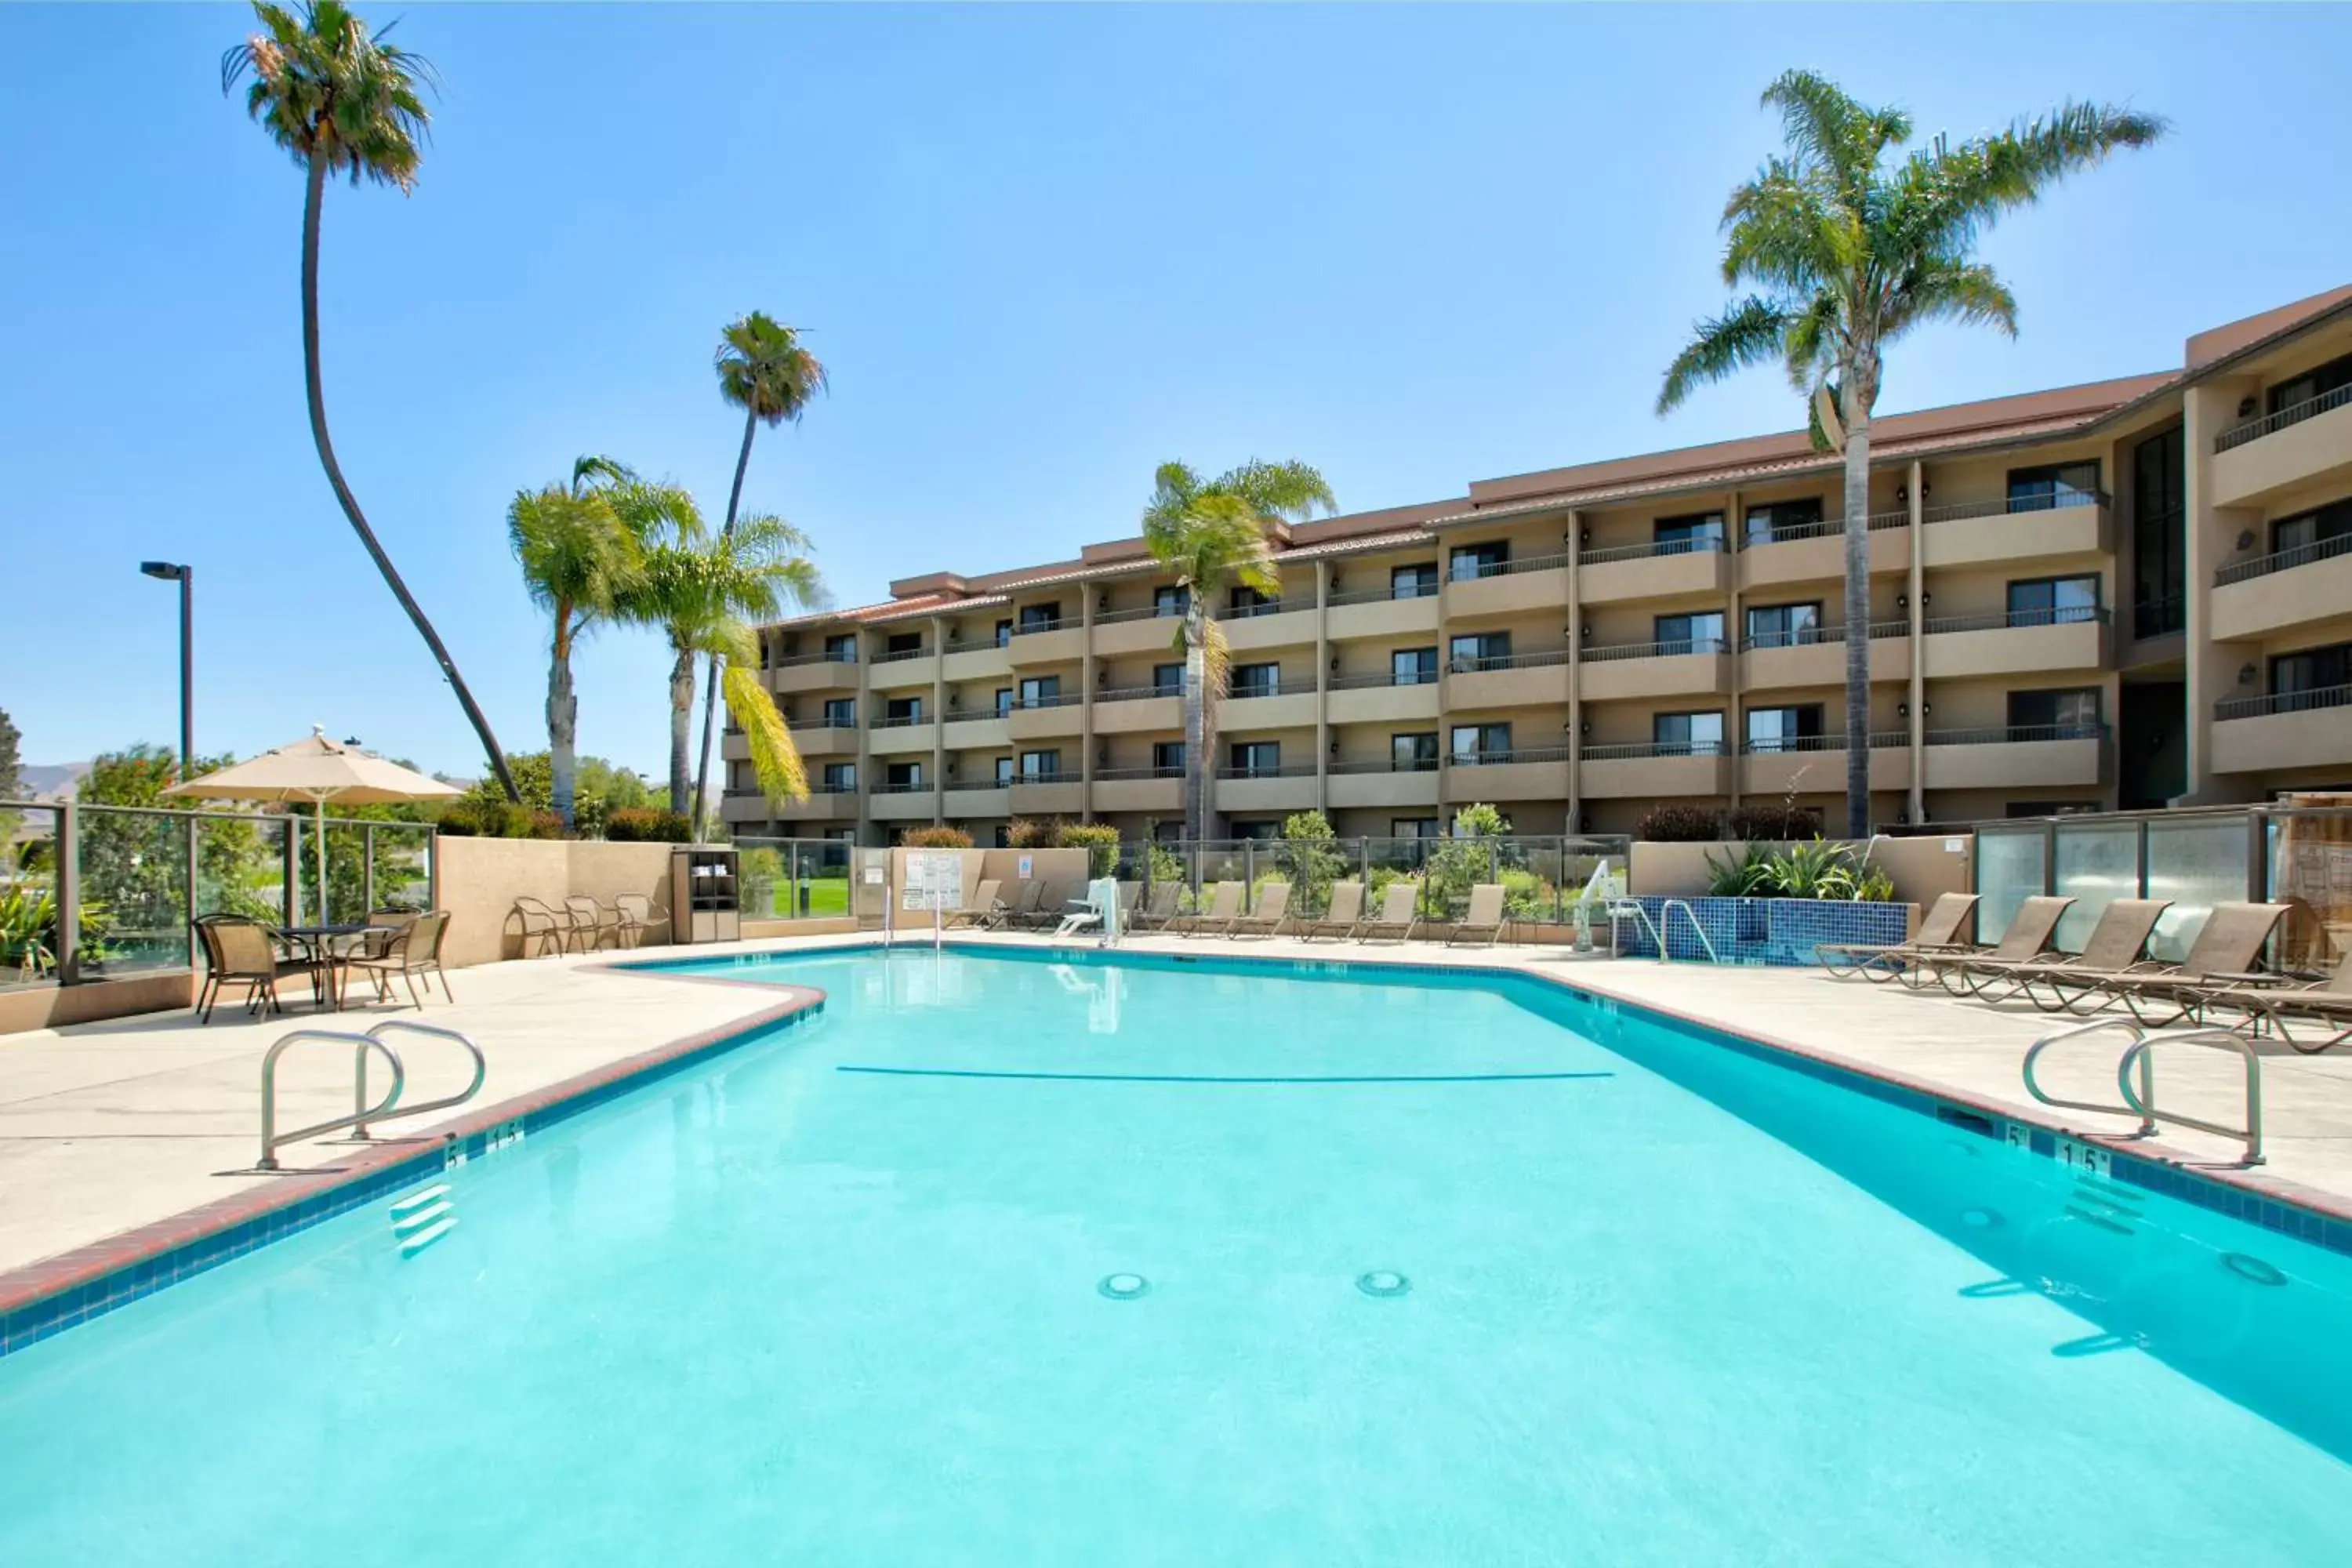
left=165, top=728, right=462, bottom=925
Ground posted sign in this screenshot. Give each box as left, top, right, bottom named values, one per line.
left=902, top=851, right=964, bottom=913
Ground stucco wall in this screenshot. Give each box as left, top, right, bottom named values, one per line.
left=433, top=837, right=676, bottom=968
left=1628, top=835, right=1972, bottom=908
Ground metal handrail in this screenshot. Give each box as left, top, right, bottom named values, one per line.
left=1922, top=489, right=2111, bottom=524
left=1450, top=550, right=1570, bottom=580
left=1581, top=535, right=1728, bottom=564
left=2216, top=682, right=2352, bottom=722
left=1327, top=580, right=1439, bottom=607
left=1922, top=606, right=2110, bottom=635
left=1329, top=668, right=1439, bottom=690
left=2022, top=1017, right=2263, bottom=1166
left=1657, top=898, right=1720, bottom=964
left=2215, top=528, right=2352, bottom=586
left=2216, top=380, right=2352, bottom=452
left=257, top=1029, right=405, bottom=1171
left=1580, top=636, right=1727, bottom=662
left=355, top=1020, right=488, bottom=1140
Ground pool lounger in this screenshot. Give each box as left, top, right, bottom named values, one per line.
left=1816, top=892, right=1980, bottom=982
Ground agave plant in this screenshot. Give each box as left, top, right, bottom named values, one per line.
left=1704, top=842, right=1780, bottom=898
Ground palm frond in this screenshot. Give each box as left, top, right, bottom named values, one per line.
left=715, top=311, right=829, bottom=426
left=1198, top=615, right=1230, bottom=757
left=1759, top=70, right=1908, bottom=193
left=222, top=1, right=434, bottom=191
left=1214, top=459, right=1336, bottom=524
left=722, top=661, right=808, bottom=804
left=1886, top=102, right=2167, bottom=256
left=1889, top=258, right=2020, bottom=339
left=1657, top=296, right=1793, bottom=413
left=1780, top=291, right=1844, bottom=395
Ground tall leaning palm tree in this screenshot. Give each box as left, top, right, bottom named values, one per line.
left=223, top=2, right=520, bottom=801
left=612, top=481, right=822, bottom=813
left=1657, top=71, right=2164, bottom=837
left=508, top=457, right=639, bottom=831
left=1142, top=460, right=1336, bottom=840
left=691, top=313, right=828, bottom=832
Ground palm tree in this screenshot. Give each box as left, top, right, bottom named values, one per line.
left=222, top=2, right=521, bottom=802
left=691, top=313, right=829, bottom=832
left=508, top=457, right=639, bottom=831
left=611, top=481, right=822, bottom=813
left=1657, top=71, right=2164, bottom=837
left=1142, top=460, right=1336, bottom=840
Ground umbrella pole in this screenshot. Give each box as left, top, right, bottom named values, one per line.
left=315, top=796, right=328, bottom=927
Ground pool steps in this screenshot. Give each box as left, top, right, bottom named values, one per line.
left=391, top=1185, right=458, bottom=1256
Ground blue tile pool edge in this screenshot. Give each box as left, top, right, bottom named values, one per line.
left=0, top=991, right=826, bottom=1361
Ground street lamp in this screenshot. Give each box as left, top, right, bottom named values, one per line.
left=140, top=561, right=193, bottom=775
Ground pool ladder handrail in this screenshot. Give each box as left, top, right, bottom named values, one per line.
left=1656, top=899, right=1720, bottom=964
left=2021, top=1017, right=2264, bottom=1167
left=256, top=1020, right=487, bottom=1171
left=1601, top=897, right=1720, bottom=964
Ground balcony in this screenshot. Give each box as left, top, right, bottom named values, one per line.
left=757, top=786, right=860, bottom=824
left=1447, top=552, right=1572, bottom=619
left=1918, top=492, right=2111, bottom=569
left=1921, top=608, right=2109, bottom=679
left=1326, top=669, right=1441, bottom=724
left=1577, top=637, right=1732, bottom=702
left=1326, top=583, right=1441, bottom=640
left=1327, top=757, right=1442, bottom=809
left=1007, top=692, right=1085, bottom=742
left=1008, top=775, right=1083, bottom=815
left=1577, top=741, right=1732, bottom=799
left=1737, top=512, right=1911, bottom=589
left=938, top=712, right=1011, bottom=749
left=1447, top=648, right=1571, bottom=710
left=1091, top=687, right=1181, bottom=735
left=1091, top=765, right=1185, bottom=815
left=2211, top=533, right=2352, bottom=641
left=1091, top=603, right=1189, bottom=658
left=1222, top=598, right=1317, bottom=652
left=2212, top=384, right=2352, bottom=508
left=942, top=786, right=1011, bottom=818
left=2211, top=685, right=2352, bottom=775
left=1579, top=536, right=1729, bottom=603
left=1738, top=622, right=1911, bottom=690
left=1738, top=733, right=1911, bottom=796
left=866, top=715, right=937, bottom=756
left=1008, top=615, right=1086, bottom=665
left=769, top=649, right=859, bottom=694
left=940, top=641, right=1012, bottom=682
left=1214, top=763, right=1319, bottom=814
left=868, top=783, right=938, bottom=822
left=1445, top=746, right=1570, bottom=802
left=1919, top=724, right=2107, bottom=791
left=1223, top=677, right=1319, bottom=731
left=865, top=648, right=937, bottom=689
left=774, top=719, right=858, bottom=758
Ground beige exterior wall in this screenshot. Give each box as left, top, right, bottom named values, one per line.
left=434, top=837, right=674, bottom=968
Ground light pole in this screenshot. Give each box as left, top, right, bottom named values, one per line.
left=140, top=561, right=193, bottom=774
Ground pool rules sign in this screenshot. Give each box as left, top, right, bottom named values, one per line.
left=902, top=851, right=964, bottom=914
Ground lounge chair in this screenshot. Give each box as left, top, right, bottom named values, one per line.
left=1301, top=881, right=1365, bottom=942
left=613, top=893, right=655, bottom=947
left=1446, top=884, right=1508, bottom=947
left=2057, top=902, right=2291, bottom=1025
left=943, top=879, right=1003, bottom=930
left=513, top=895, right=575, bottom=956
left=1919, top=895, right=2073, bottom=994
left=996, top=879, right=1045, bottom=930
left=1013, top=880, right=1074, bottom=931
left=1816, top=892, right=1981, bottom=982
left=1129, top=881, right=1182, bottom=932
left=192, top=916, right=311, bottom=1022
left=347, top=911, right=454, bottom=1007
left=2220, top=949, right=2352, bottom=1054
left=1172, top=881, right=1243, bottom=937
left=1229, top=881, right=1293, bottom=939
left=1947, top=898, right=2172, bottom=1010
left=1356, top=882, right=1421, bottom=944
left=564, top=895, right=621, bottom=953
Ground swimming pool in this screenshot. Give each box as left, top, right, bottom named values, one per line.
left=2, top=946, right=2348, bottom=1563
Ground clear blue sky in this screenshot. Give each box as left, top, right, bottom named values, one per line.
left=6, top=3, right=2349, bottom=782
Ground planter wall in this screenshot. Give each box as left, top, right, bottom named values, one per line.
left=1615, top=895, right=1911, bottom=966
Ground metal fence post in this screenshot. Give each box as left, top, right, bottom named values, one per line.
left=426, top=827, right=441, bottom=914
left=55, top=802, right=81, bottom=985
left=363, top=824, right=376, bottom=915
left=2248, top=808, right=2270, bottom=902
left=1359, top=837, right=1369, bottom=892
left=1243, top=842, right=1255, bottom=911
left=184, top=811, right=201, bottom=966
left=285, top=813, right=303, bottom=927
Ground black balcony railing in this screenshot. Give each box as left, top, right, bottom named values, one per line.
left=2216, top=381, right=2352, bottom=452
left=1327, top=579, right=1439, bottom=607
left=1225, top=597, right=1294, bottom=619
left=1922, top=489, right=2111, bottom=524
left=2132, top=594, right=2186, bottom=638
left=1923, top=605, right=2110, bottom=635
left=1010, top=770, right=1069, bottom=786
left=1093, top=684, right=1179, bottom=704
left=1921, top=724, right=2107, bottom=746
left=870, top=779, right=932, bottom=794
left=868, top=713, right=928, bottom=729
left=1579, top=740, right=1730, bottom=760
left=772, top=648, right=857, bottom=667
left=1328, top=668, right=1439, bottom=690
left=1011, top=615, right=1074, bottom=636
left=1580, top=636, right=1727, bottom=662
left=1094, top=603, right=1187, bottom=626
left=1093, top=765, right=1185, bottom=782
left=1229, top=675, right=1316, bottom=699
left=1450, top=745, right=1573, bottom=767
left=786, top=717, right=860, bottom=732
left=868, top=645, right=931, bottom=664
left=1010, top=691, right=1084, bottom=710
left=1449, top=648, right=1573, bottom=673
left=2215, top=529, right=2352, bottom=587
left=1738, top=731, right=1909, bottom=755
left=1581, top=535, right=1729, bottom=565
left=1214, top=762, right=1319, bottom=780
left=1449, top=551, right=1571, bottom=582
left=2216, top=684, right=2352, bottom=722
left=1328, top=756, right=1442, bottom=775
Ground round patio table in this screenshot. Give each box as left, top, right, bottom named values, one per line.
left=274, top=924, right=370, bottom=1011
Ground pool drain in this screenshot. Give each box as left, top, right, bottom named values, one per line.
left=2221, top=1252, right=2286, bottom=1287
left=1356, top=1270, right=1410, bottom=1299
left=1960, top=1207, right=2003, bottom=1229
left=1098, top=1272, right=1151, bottom=1301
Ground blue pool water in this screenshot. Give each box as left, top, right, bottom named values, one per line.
left=3, top=948, right=2350, bottom=1564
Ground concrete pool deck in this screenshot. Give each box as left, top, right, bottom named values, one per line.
left=5, top=931, right=2352, bottom=1288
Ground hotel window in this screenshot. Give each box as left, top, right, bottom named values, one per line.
left=1391, top=562, right=1439, bottom=599
left=1746, top=705, right=1824, bottom=753
left=1392, top=647, right=1438, bottom=685
left=1448, top=630, right=1510, bottom=670
left=2005, top=575, right=2100, bottom=627
left=1450, top=723, right=1510, bottom=763
left=1152, top=662, right=1183, bottom=695
left=993, top=825, right=1012, bottom=848
left=2005, top=689, right=2102, bottom=738
left=2131, top=426, right=2186, bottom=636
left=1653, top=611, right=1725, bottom=654
left=823, top=633, right=857, bottom=662
left=884, top=760, right=924, bottom=790
left=1744, top=602, right=1822, bottom=649
left=1449, top=540, right=1509, bottom=581
left=2268, top=350, right=2352, bottom=416
left=1229, top=741, right=1281, bottom=776
left=2272, top=497, right=2352, bottom=560
left=757, top=635, right=771, bottom=670
left=1392, top=818, right=1442, bottom=838
left=993, top=756, right=1014, bottom=786
left=1152, top=741, right=1186, bottom=774
left=885, top=631, right=922, bottom=656
left=1018, top=602, right=1061, bottom=632
left=821, top=763, right=856, bottom=792
left=1653, top=711, right=1725, bottom=755
left=1229, top=584, right=1277, bottom=615
left=1231, top=662, right=1280, bottom=699
left=993, top=687, right=1013, bottom=718
left=1152, top=819, right=1183, bottom=843
left=993, top=619, right=1012, bottom=648
left=2270, top=644, right=2352, bottom=709
left=1017, top=675, right=1061, bottom=707
left=1231, top=820, right=1280, bottom=842
left=1018, top=750, right=1062, bottom=781
left=884, top=695, right=921, bottom=724
left=2006, top=461, right=2101, bottom=511
left=1654, top=511, right=1725, bottom=552
left=1742, top=497, right=1824, bottom=546
left=1154, top=583, right=1190, bottom=617
left=1392, top=732, right=1439, bottom=771
left=822, top=697, right=855, bottom=727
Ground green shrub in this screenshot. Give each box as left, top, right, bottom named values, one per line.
left=1726, top=800, right=1820, bottom=840
left=1007, top=817, right=1057, bottom=849
left=437, top=800, right=568, bottom=840
left=604, top=808, right=693, bottom=843
left=1634, top=802, right=1722, bottom=842
left=1275, top=811, right=1345, bottom=916
left=1054, top=822, right=1120, bottom=878
left=903, top=826, right=975, bottom=849
left=1702, top=838, right=1896, bottom=902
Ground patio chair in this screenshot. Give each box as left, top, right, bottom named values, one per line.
left=943, top=879, right=1003, bottom=930
left=1356, top=882, right=1422, bottom=945
left=1947, top=899, right=2171, bottom=1010
left=1228, top=881, right=1293, bottom=939
left=993, top=880, right=1043, bottom=929
left=1172, top=880, right=1243, bottom=938
left=1300, top=881, right=1365, bottom=942
left=1920, top=896, right=2073, bottom=995
left=347, top=910, right=454, bottom=1008
left=1012, top=880, right=1073, bottom=931
left=564, top=895, right=622, bottom=953
left=513, top=895, right=575, bottom=957
left=613, top=894, right=656, bottom=947
left=1446, top=884, right=1508, bottom=948
left=2218, top=949, right=2352, bottom=1054
left=192, top=916, right=308, bottom=1023
left=1816, top=893, right=1982, bottom=983
left=1128, top=881, right=1182, bottom=932
left=2058, top=902, right=2292, bottom=1025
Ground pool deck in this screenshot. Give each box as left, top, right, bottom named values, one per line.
left=5, top=930, right=2352, bottom=1291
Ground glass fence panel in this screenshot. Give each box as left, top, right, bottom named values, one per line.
left=738, top=843, right=789, bottom=919
left=2268, top=811, right=2352, bottom=971
left=194, top=815, right=285, bottom=926
left=1269, top=835, right=1347, bottom=920
left=2145, top=815, right=2252, bottom=963
left=1974, top=827, right=2047, bottom=946
left=371, top=828, right=434, bottom=913
left=1189, top=844, right=1247, bottom=913
left=1361, top=837, right=1435, bottom=917
left=76, top=806, right=191, bottom=976
left=2051, top=822, right=2140, bottom=953
left=2, top=805, right=62, bottom=989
